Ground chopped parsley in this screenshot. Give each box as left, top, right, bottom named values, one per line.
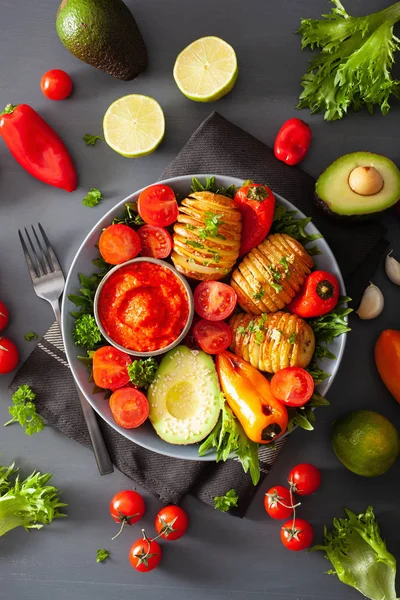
left=112, top=202, right=144, bottom=227
left=255, top=330, right=265, bottom=344
left=269, top=265, right=282, bottom=282
left=270, top=281, right=283, bottom=293
left=185, top=240, right=204, bottom=249
left=185, top=224, right=195, bottom=230
left=237, top=326, right=247, bottom=335
left=214, top=489, right=239, bottom=512
left=252, top=287, right=265, bottom=301
left=289, top=332, right=297, bottom=344
left=24, top=331, right=38, bottom=342
left=96, top=549, right=110, bottom=563
left=280, top=257, right=290, bottom=273
left=83, top=133, right=103, bottom=146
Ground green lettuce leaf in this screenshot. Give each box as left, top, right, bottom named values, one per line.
left=313, top=506, right=398, bottom=600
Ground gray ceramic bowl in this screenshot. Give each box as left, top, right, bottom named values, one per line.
left=93, top=257, right=194, bottom=357
left=61, top=174, right=347, bottom=460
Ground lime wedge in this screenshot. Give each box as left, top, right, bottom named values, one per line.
left=103, top=94, right=165, bottom=158
left=173, top=36, right=238, bottom=102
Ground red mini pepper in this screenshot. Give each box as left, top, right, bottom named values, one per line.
left=233, top=182, right=275, bottom=257
left=288, top=270, right=339, bottom=318
left=0, top=104, right=77, bottom=192
left=274, top=118, right=312, bottom=166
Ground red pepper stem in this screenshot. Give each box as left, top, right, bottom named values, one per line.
left=0, top=104, right=17, bottom=116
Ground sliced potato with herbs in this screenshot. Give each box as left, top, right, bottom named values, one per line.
left=230, top=233, right=314, bottom=314
left=229, top=311, right=315, bottom=373
left=171, top=191, right=242, bottom=281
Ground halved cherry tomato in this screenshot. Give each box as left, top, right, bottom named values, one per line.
left=129, top=533, right=162, bottom=572
left=99, top=224, right=141, bottom=265
left=193, top=320, right=232, bottom=354
left=0, top=302, right=9, bottom=331
left=264, top=486, right=294, bottom=520
left=288, top=463, right=321, bottom=496
left=110, top=489, right=145, bottom=537
left=0, top=337, right=19, bottom=374
left=40, top=69, right=73, bottom=101
left=138, top=184, right=178, bottom=227
left=109, top=387, right=149, bottom=428
left=281, top=518, right=314, bottom=551
left=233, top=183, right=275, bottom=257
left=194, top=281, right=237, bottom=321
left=137, top=225, right=172, bottom=259
left=155, top=505, right=189, bottom=541
left=270, top=367, right=314, bottom=407
left=92, top=346, right=131, bottom=390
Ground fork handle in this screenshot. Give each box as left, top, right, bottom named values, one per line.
left=51, top=300, right=114, bottom=476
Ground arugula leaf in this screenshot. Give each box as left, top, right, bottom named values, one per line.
left=112, top=202, right=144, bottom=227
left=298, top=0, right=400, bottom=121
left=128, top=358, right=158, bottom=390
left=308, top=392, right=330, bottom=407
left=198, top=397, right=260, bottom=485
left=306, top=363, right=331, bottom=384
left=83, top=134, right=103, bottom=146
left=72, top=314, right=102, bottom=349
left=190, top=176, right=238, bottom=198
left=24, top=331, right=38, bottom=342
left=4, top=385, right=45, bottom=435
left=82, top=188, right=103, bottom=208
left=68, top=259, right=110, bottom=318
left=0, top=464, right=66, bottom=537
left=272, top=205, right=323, bottom=246
left=309, top=297, right=353, bottom=358
left=313, top=506, right=398, bottom=600
left=307, top=244, right=323, bottom=256
left=214, top=489, right=239, bottom=512
left=96, top=549, right=110, bottom=563
left=287, top=406, right=316, bottom=432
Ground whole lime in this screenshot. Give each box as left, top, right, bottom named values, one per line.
left=332, top=410, right=400, bottom=477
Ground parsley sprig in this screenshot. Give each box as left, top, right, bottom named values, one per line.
left=4, top=385, right=45, bottom=435
left=83, top=134, right=103, bottom=146
left=72, top=314, right=102, bottom=349
left=214, top=489, right=239, bottom=512
left=68, top=258, right=110, bottom=318
left=128, top=358, right=158, bottom=390
left=190, top=176, right=238, bottom=199
left=82, top=188, right=103, bottom=208
left=272, top=205, right=323, bottom=246
left=96, top=549, right=110, bottom=563
left=112, top=202, right=144, bottom=227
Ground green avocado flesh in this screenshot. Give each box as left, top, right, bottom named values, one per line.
left=148, top=345, right=221, bottom=445
left=315, top=152, right=400, bottom=216
left=56, top=0, right=147, bottom=81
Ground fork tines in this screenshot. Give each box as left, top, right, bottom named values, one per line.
left=18, top=223, right=61, bottom=279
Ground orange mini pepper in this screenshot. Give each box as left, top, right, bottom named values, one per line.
left=375, top=329, right=400, bottom=404
left=216, top=351, right=288, bottom=444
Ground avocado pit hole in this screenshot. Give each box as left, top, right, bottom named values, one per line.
left=348, top=166, right=384, bottom=196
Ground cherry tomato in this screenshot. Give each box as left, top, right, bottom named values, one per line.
left=0, top=337, right=19, bottom=374
left=40, top=69, right=73, bottom=101
left=110, top=490, right=145, bottom=538
left=109, top=387, right=149, bottom=429
left=137, top=225, right=172, bottom=259
left=264, top=486, right=294, bottom=520
left=233, top=183, right=275, bottom=257
left=0, top=302, right=9, bottom=331
left=92, top=346, right=131, bottom=390
left=129, top=533, right=162, bottom=572
left=274, top=118, right=312, bottom=166
left=155, top=505, right=189, bottom=541
left=288, top=463, right=321, bottom=496
left=138, top=184, right=178, bottom=227
left=270, top=367, right=314, bottom=407
left=193, top=319, right=232, bottom=354
left=281, top=518, right=314, bottom=551
left=194, top=281, right=237, bottom=321
left=99, top=224, right=141, bottom=265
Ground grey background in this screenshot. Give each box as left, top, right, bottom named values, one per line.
left=1, top=0, right=400, bottom=598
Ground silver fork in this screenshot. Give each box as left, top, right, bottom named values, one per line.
left=18, top=223, right=114, bottom=476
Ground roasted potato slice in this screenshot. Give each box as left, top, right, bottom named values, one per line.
left=231, top=233, right=314, bottom=314
left=171, top=191, right=242, bottom=281
left=229, top=311, right=315, bottom=373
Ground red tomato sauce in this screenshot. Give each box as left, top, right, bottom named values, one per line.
left=98, top=262, right=190, bottom=352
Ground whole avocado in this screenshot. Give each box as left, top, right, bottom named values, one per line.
left=56, top=0, right=148, bottom=81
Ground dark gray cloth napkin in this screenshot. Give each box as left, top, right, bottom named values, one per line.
left=9, top=112, right=388, bottom=517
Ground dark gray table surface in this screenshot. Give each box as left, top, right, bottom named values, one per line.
left=1, top=0, right=400, bottom=598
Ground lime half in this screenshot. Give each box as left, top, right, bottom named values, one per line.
left=173, top=36, right=238, bottom=102
left=103, top=94, right=165, bottom=158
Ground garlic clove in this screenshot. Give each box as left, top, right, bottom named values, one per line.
left=356, top=282, right=384, bottom=320
left=385, top=250, right=400, bottom=286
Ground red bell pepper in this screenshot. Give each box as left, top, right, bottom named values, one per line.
left=233, top=182, right=275, bottom=257
left=0, top=104, right=77, bottom=192
left=288, top=270, right=339, bottom=318
left=274, top=118, right=312, bottom=166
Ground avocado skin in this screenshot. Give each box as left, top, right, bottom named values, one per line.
left=56, top=0, right=148, bottom=81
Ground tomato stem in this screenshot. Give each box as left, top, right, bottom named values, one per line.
left=111, top=520, right=126, bottom=541
left=0, top=104, right=17, bottom=116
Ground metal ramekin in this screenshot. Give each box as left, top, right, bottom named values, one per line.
left=93, top=257, right=194, bottom=357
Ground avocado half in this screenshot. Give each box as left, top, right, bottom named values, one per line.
left=56, top=0, right=148, bottom=81
left=315, top=152, right=400, bottom=219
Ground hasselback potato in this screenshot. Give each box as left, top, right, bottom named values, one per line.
left=171, top=191, right=242, bottom=281
left=229, top=311, right=315, bottom=373
left=230, top=233, right=314, bottom=314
